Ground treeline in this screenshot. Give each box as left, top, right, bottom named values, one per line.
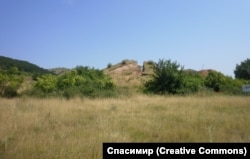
left=0, top=67, right=24, bottom=97
left=31, top=66, right=116, bottom=98
left=0, top=66, right=117, bottom=98
left=0, top=58, right=250, bottom=98
left=0, top=56, right=50, bottom=74
left=144, top=59, right=250, bottom=95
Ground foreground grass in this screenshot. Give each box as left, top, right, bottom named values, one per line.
left=0, top=95, right=250, bottom=158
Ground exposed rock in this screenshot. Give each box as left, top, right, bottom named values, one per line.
left=103, top=60, right=142, bottom=86
left=104, top=59, right=217, bottom=86
left=198, top=69, right=216, bottom=77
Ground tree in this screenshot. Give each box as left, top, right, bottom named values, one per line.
left=234, top=58, right=250, bottom=80
left=33, top=66, right=116, bottom=98
left=144, top=59, right=184, bottom=94
left=181, top=72, right=205, bottom=94
left=0, top=68, right=24, bottom=97
left=205, top=71, right=226, bottom=92
left=107, top=63, right=112, bottom=68
left=35, top=74, right=57, bottom=93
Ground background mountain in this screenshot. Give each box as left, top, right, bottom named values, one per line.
left=48, top=67, right=71, bottom=75
left=0, top=56, right=50, bottom=74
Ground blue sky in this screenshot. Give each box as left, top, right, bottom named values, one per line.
left=0, top=0, right=249, bottom=77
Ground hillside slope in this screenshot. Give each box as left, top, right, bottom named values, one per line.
left=0, top=56, right=50, bottom=74
left=104, top=60, right=155, bottom=87
left=104, top=59, right=216, bottom=87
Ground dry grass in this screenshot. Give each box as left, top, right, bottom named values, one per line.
left=0, top=95, right=250, bottom=158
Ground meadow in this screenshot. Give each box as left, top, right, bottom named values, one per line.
left=0, top=95, right=250, bottom=159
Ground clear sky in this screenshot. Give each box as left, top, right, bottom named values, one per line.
left=0, top=0, right=249, bottom=77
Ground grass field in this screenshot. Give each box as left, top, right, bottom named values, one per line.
left=0, top=95, right=250, bottom=158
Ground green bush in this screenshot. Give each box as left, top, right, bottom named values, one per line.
left=121, top=60, right=127, bottom=65
left=234, top=58, right=250, bottom=80
left=144, top=59, right=184, bottom=94
left=180, top=72, right=205, bottom=94
left=35, top=74, right=57, bottom=93
left=33, top=66, right=116, bottom=98
left=205, top=71, right=225, bottom=92
left=107, top=63, right=112, bottom=68
left=0, top=68, right=24, bottom=97
left=204, top=71, right=247, bottom=94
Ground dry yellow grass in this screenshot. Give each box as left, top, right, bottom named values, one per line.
left=0, top=95, right=250, bottom=158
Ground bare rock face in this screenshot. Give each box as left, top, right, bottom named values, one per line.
left=104, top=60, right=143, bottom=86
left=104, top=59, right=217, bottom=87
left=198, top=69, right=216, bottom=77
left=106, top=60, right=141, bottom=75
left=142, top=61, right=154, bottom=76
left=104, top=60, right=155, bottom=76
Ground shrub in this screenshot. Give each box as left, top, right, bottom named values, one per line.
left=180, top=72, right=205, bottom=94
left=33, top=66, right=116, bottom=98
left=107, top=63, right=112, bottom=68
left=0, top=68, right=24, bottom=97
left=35, top=74, right=57, bottom=93
left=144, top=59, right=184, bottom=94
left=234, top=58, right=250, bottom=80
left=205, top=71, right=247, bottom=94
left=205, top=71, right=225, bottom=92
left=121, top=60, right=127, bottom=65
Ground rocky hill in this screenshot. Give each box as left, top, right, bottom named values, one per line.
left=103, top=60, right=143, bottom=86
left=104, top=59, right=216, bottom=87
left=0, top=55, right=216, bottom=88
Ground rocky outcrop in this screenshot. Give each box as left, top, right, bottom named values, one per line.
left=104, top=60, right=153, bottom=87
left=198, top=69, right=216, bottom=77
left=104, top=59, right=217, bottom=87
left=105, top=60, right=141, bottom=75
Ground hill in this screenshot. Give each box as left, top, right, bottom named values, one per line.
left=104, top=59, right=217, bottom=87
left=49, top=67, right=70, bottom=75
left=0, top=56, right=50, bottom=74
left=103, top=59, right=143, bottom=87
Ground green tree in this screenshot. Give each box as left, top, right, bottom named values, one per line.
left=205, top=71, right=225, bottom=92
left=0, top=68, right=24, bottom=97
left=107, top=63, right=112, bottom=68
left=35, top=74, right=57, bottom=93
left=234, top=58, right=250, bottom=80
left=181, top=72, right=205, bottom=94
left=57, top=70, right=77, bottom=90
left=33, top=66, right=116, bottom=98
left=144, top=59, right=184, bottom=94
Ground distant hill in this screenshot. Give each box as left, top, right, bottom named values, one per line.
left=0, top=56, right=50, bottom=74
left=49, top=67, right=71, bottom=75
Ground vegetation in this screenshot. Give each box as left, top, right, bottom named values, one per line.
left=32, top=66, right=116, bottom=98
left=1, top=56, right=250, bottom=98
left=1, top=95, right=250, bottom=158
left=144, top=59, right=184, bottom=94
left=143, top=59, right=250, bottom=95
left=0, top=56, right=50, bottom=75
left=205, top=71, right=226, bottom=92
left=107, top=63, right=112, bottom=68
left=0, top=56, right=250, bottom=158
left=121, top=59, right=127, bottom=65
left=0, top=67, right=24, bottom=97
left=181, top=71, right=205, bottom=94
left=204, top=71, right=246, bottom=94
left=49, top=67, right=70, bottom=75
left=234, top=58, right=250, bottom=80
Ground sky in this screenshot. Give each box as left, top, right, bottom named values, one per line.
left=0, top=0, right=249, bottom=77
